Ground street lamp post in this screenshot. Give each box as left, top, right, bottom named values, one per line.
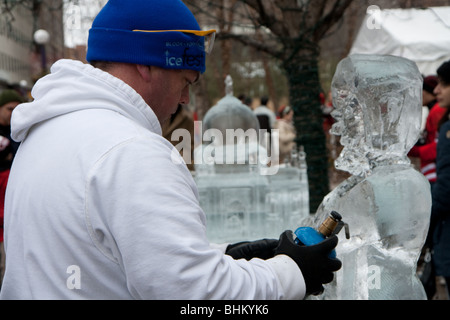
left=33, top=29, right=50, bottom=72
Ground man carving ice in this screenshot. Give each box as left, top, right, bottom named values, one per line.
left=0, top=0, right=341, bottom=299
left=311, top=54, right=431, bottom=299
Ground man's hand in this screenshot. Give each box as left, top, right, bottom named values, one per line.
left=226, top=239, right=278, bottom=260
left=274, top=230, right=342, bottom=296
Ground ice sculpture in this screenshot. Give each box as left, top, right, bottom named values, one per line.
left=194, top=76, right=309, bottom=243
left=311, top=55, right=431, bottom=299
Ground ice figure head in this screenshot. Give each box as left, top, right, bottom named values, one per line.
left=331, top=54, right=423, bottom=176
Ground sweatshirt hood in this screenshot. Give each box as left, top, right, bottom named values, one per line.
left=11, top=59, right=161, bottom=142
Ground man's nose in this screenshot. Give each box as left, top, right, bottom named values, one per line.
left=434, top=84, right=441, bottom=95
left=180, top=87, right=190, bottom=105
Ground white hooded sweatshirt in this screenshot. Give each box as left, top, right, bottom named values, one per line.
left=0, top=59, right=305, bottom=300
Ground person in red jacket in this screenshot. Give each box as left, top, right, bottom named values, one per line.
left=0, top=89, right=24, bottom=288
left=409, top=75, right=447, bottom=190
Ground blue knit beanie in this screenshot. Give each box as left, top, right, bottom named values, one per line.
left=86, top=0, right=212, bottom=73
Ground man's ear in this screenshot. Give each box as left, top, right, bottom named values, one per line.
left=136, top=65, right=152, bottom=83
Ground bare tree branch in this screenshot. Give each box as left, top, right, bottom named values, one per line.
left=218, top=31, right=281, bottom=57
left=312, top=0, right=354, bottom=41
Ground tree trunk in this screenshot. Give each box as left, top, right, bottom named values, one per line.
left=261, top=53, right=278, bottom=107
left=282, top=45, right=329, bottom=214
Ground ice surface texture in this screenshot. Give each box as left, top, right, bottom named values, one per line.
left=312, top=54, right=431, bottom=299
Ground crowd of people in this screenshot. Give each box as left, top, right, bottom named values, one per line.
left=418, top=60, right=450, bottom=299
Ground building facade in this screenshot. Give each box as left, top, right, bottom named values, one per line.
left=0, top=0, right=64, bottom=90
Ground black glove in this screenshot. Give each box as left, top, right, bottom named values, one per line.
left=274, top=230, right=342, bottom=296
left=226, top=239, right=278, bottom=260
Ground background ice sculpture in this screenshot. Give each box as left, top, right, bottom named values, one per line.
left=194, top=76, right=310, bottom=243
left=311, top=54, right=431, bottom=299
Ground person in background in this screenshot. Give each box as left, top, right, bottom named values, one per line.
left=410, top=76, right=444, bottom=299
left=274, top=105, right=296, bottom=164
left=320, top=91, right=334, bottom=134
left=254, top=96, right=277, bottom=150
left=0, top=89, right=23, bottom=288
left=0, top=0, right=340, bottom=299
left=254, top=96, right=277, bottom=131
left=409, top=75, right=446, bottom=190
left=238, top=93, right=252, bottom=108
left=429, top=60, right=450, bottom=298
